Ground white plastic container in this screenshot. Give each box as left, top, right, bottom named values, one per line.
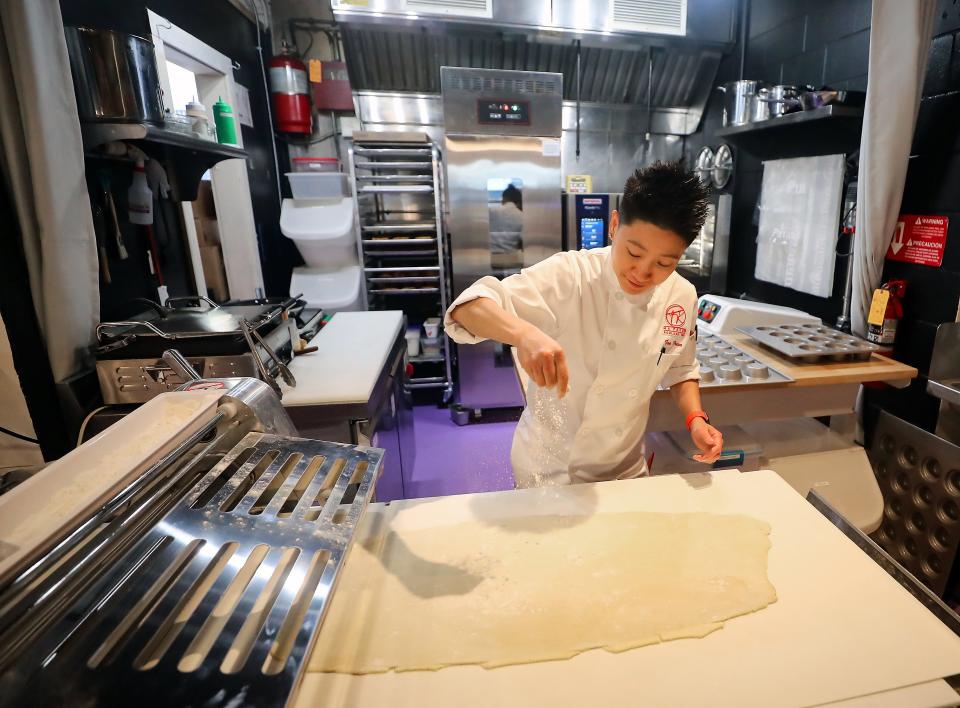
left=127, top=160, right=153, bottom=225
left=423, top=317, right=441, bottom=338
left=290, top=265, right=364, bottom=313
left=280, top=197, right=356, bottom=268
left=421, top=336, right=441, bottom=355
left=405, top=327, right=421, bottom=356
left=286, top=172, right=349, bottom=199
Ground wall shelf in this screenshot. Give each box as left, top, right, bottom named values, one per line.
left=80, top=122, right=247, bottom=201
left=715, top=105, right=864, bottom=158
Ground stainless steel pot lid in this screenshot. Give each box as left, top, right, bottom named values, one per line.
left=712, top=144, right=734, bottom=190
left=695, top=146, right=715, bottom=185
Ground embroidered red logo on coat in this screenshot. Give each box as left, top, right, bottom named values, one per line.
left=663, top=303, right=687, bottom=337
left=665, top=304, right=686, bottom=326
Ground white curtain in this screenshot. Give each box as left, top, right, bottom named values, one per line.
left=0, top=0, right=98, bottom=381
left=852, top=0, right=936, bottom=336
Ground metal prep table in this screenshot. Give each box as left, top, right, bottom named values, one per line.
left=295, top=471, right=960, bottom=708
left=281, top=311, right=414, bottom=501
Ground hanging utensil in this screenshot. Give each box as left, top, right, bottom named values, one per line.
left=99, top=174, right=128, bottom=260
left=91, top=203, right=112, bottom=284
left=143, top=224, right=164, bottom=285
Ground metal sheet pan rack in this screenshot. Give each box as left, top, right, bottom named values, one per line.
left=348, top=135, right=453, bottom=400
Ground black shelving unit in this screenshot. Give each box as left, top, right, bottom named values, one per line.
left=80, top=122, right=247, bottom=201
left=716, top=105, right=864, bottom=158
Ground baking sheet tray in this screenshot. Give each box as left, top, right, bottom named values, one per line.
left=738, top=324, right=880, bottom=363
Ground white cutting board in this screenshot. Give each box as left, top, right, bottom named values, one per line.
left=295, top=471, right=960, bottom=708
left=282, top=311, right=403, bottom=406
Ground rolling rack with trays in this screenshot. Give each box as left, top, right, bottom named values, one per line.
left=348, top=132, right=453, bottom=401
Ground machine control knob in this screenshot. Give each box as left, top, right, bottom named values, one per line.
left=745, top=363, right=770, bottom=379
left=718, top=365, right=742, bottom=380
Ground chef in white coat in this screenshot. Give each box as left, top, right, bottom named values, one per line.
left=444, top=161, right=724, bottom=487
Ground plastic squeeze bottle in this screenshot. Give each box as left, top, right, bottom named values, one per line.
left=213, top=97, right=238, bottom=146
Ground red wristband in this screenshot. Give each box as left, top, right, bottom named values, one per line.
left=685, top=410, right=709, bottom=430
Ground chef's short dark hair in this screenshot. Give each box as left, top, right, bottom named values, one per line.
left=620, top=160, right=710, bottom=246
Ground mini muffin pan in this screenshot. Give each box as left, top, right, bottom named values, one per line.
left=694, top=333, right=792, bottom=387
left=737, top=323, right=880, bottom=363
left=869, top=410, right=960, bottom=597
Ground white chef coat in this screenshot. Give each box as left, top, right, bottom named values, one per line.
left=444, top=246, right=700, bottom=487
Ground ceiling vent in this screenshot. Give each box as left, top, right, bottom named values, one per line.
left=405, top=0, right=492, bottom=18
left=611, top=0, right=687, bottom=36
left=445, top=73, right=561, bottom=96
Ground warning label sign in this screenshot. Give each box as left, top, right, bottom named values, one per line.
left=886, top=214, right=948, bottom=267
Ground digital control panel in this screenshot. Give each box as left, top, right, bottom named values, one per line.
left=698, top=298, right=722, bottom=323
left=477, top=99, right=530, bottom=125
left=574, top=195, right=610, bottom=250
left=580, top=218, right=604, bottom=249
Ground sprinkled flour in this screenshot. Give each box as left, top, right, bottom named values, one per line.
left=525, top=384, right=572, bottom=487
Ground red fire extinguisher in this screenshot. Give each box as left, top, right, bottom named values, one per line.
left=269, top=45, right=311, bottom=134
left=866, top=280, right=906, bottom=346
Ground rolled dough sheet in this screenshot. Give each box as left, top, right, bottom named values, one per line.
left=309, top=511, right=776, bottom=674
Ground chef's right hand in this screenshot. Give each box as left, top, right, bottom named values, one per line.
left=517, top=325, right=569, bottom=398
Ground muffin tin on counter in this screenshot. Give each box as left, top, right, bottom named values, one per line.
left=738, top=323, right=879, bottom=363
left=695, top=333, right=792, bottom=387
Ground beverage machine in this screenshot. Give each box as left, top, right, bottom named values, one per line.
left=441, top=67, right=563, bottom=417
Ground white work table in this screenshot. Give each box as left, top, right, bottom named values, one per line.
left=281, top=310, right=404, bottom=408
left=295, top=471, right=960, bottom=708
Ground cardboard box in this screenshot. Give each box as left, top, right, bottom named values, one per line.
left=193, top=180, right=217, bottom=219
left=199, top=244, right=229, bottom=302
left=193, top=217, right=221, bottom=247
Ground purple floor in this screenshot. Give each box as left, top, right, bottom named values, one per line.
left=405, top=404, right=517, bottom=499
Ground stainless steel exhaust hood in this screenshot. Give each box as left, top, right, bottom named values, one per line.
left=331, top=0, right=734, bottom=135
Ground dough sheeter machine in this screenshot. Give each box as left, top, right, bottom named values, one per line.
left=0, top=353, right=383, bottom=706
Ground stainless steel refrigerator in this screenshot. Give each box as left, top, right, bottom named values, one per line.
left=441, top=67, right=563, bottom=415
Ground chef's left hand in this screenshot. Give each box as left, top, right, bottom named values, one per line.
left=690, top=419, right=723, bottom=464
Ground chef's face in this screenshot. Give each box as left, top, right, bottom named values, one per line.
left=609, top=211, right=687, bottom=295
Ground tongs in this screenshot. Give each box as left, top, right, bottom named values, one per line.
left=239, top=319, right=297, bottom=394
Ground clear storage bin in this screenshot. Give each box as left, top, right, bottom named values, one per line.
left=286, top=172, right=349, bottom=199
